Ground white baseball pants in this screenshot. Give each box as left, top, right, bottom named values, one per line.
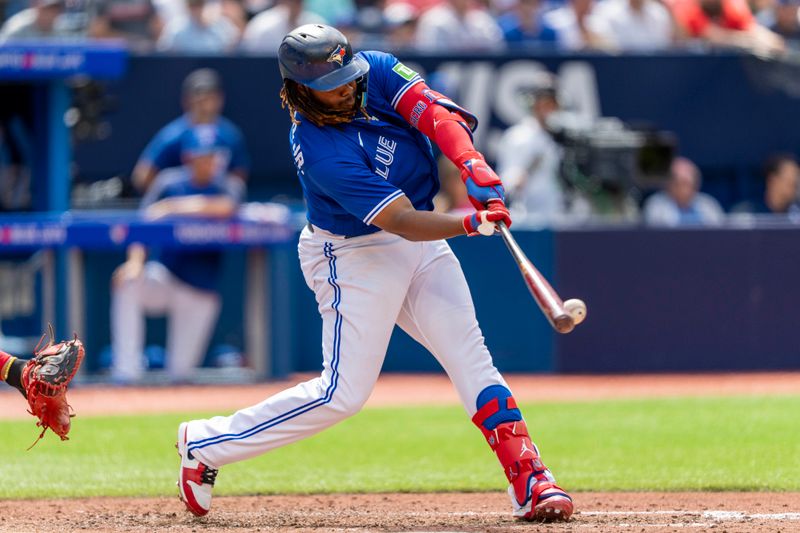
left=186, top=227, right=509, bottom=468
left=111, top=261, right=220, bottom=382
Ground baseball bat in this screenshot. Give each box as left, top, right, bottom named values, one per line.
left=496, top=221, right=576, bottom=334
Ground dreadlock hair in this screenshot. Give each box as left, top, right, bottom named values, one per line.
left=280, top=79, right=369, bottom=127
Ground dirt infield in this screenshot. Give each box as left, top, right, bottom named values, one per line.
left=2, top=372, right=799, bottom=532
left=1, top=492, right=799, bottom=532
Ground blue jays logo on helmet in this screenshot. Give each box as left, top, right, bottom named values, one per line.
left=327, top=45, right=346, bottom=66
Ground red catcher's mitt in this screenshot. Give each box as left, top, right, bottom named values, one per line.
left=22, top=327, right=85, bottom=448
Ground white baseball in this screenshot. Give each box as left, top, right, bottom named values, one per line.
left=563, top=298, right=587, bottom=325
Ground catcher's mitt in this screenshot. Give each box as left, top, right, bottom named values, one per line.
left=22, top=326, right=85, bottom=449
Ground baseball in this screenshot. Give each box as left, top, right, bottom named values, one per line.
left=563, top=299, right=587, bottom=325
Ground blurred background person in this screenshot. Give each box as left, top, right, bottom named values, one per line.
left=414, top=0, right=505, bottom=51
left=667, top=0, right=785, bottom=53
left=541, top=0, right=611, bottom=50
left=591, top=0, right=677, bottom=50
left=88, top=0, right=162, bottom=52
left=756, top=0, right=800, bottom=43
left=383, top=2, right=421, bottom=50
left=0, top=0, right=67, bottom=41
left=642, top=157, right=725, bottom=226
left=241, top=0, right=325, bottom=54
left=132, top=68, right=250, bottom=192
left=157, top=0, right=240, bottom=53
left=497, top=0, right=558, bottom=46
left=495, top=74, right=567, bottom=226
left=732, top=153, right=800, bottom=217
left=110, top=126, right=245, bottom=384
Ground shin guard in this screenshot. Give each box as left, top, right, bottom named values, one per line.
left=471, top=392, right=554, bottom=507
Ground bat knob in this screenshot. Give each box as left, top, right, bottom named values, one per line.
left=564, top=299, right=587, bottom=325
left=553, top=314, right=575, bottom=334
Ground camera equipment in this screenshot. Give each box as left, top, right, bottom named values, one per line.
left=546, top=113, right=677, bottom=199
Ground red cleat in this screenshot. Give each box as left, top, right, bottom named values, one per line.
left=176, top=422, right=218, bottom=516
left=510, top=480, right=574, bottom=522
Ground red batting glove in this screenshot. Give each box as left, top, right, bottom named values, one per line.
left=463, top=201, right=512, bottom=236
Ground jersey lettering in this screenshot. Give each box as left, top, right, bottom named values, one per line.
left=293, top=143, right=304, bottom=169
left=375, top=135, right=397, bottom=180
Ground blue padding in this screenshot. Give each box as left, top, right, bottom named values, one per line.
left=476, top=384, right=522, bottom=430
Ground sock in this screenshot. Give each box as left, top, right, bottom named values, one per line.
left=3, top=357, right=27, bottom=397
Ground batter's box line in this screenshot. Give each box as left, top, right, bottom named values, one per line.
left=579, top=510, right=800, bottom=520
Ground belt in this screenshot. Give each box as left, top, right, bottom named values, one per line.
left=306, top=223, right=354, bottom=239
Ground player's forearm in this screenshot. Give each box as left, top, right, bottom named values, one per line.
left=395, top=82, right=478, bottom=166
left=375, top=209, right=465, bottom=241
left=391, top=210, right=466, bottom=241
left=146, top=196, right=238, bottom=219
left=126, top=243, right=147, bottom=263
left=132, top=162, right=157, bottom=192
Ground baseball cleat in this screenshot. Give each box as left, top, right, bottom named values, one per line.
left=176, top=422, right=218, bottom=517
left=509, top=480, right=573, bottom=522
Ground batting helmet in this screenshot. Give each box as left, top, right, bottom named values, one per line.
left=278, top=24, right=370, bottom=93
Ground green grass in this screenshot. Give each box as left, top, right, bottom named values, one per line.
left=1, top=396, right=799, bottom=498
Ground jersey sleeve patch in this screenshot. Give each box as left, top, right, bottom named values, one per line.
left=392, top=62, right=418, bottom=82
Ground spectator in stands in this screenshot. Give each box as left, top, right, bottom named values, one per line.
left=241, top=0, right=326, bottom=54
left=542, top=0, right=612, bottom=50
left=733, top=154, right=800, bottom=217
left=414, top=0, right=505, bottom=51
left=132, top=68, right=250, bottom=192
left=304, top=0, right=354, bottom=28
left=497, top=0, right=558, bottom=46
left=495, top=73, right=567, bottom=226
left=757, top=0, right=800, bottom=41
left=0, top=0, right=67, bottom=41
left=157, top=0, right=240, bottom=53
left=667, top=0, right=785, bottom=53
left=88, top=0, right=162, bottom=52
left=384, top=2, right=421, bottom=50
left=642, top=157, right=725, bottom=226
left=110, top=126, right=245, bottom=384
left=591, top=0, right=676, bottom=50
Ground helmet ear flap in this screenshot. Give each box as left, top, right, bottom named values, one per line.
left=355, top=74, right=369, bottom=110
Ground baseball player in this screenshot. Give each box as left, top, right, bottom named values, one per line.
left=111, top=125, right=245, bottom=384
left=176, top=24, right=573, bottom=523
left=0, top=329, right=84, bottom=446
left=132, top=68, right=250, bottom=193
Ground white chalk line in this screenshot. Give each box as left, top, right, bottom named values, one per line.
left=580, top=510, right=800, bottom=520
left=298, top=509, right=800, bottom=520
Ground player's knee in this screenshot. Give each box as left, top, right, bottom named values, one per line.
left=473, top=384, right=522, bottom=431
left=329, top=390, right=370, bottom=418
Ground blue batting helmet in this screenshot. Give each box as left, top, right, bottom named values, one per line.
left=278, top=24, right=370, bottom=92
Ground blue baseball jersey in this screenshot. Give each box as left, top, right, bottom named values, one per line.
left=142, top=168, right=245, bottom=292
left=289, top=51, right=439, bottom=237
left=140, top=115, right=250, bottom=175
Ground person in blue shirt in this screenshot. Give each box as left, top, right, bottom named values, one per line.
left=111, top=125, right=245, bottom=384
left=175, top=24, right=573, bottom=523
left=132, top=68, right=250, bottom=192
left=497, top=0, right=559, bottom=46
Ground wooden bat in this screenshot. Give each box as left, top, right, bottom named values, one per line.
left=496, top=221, right=585, bottom=334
